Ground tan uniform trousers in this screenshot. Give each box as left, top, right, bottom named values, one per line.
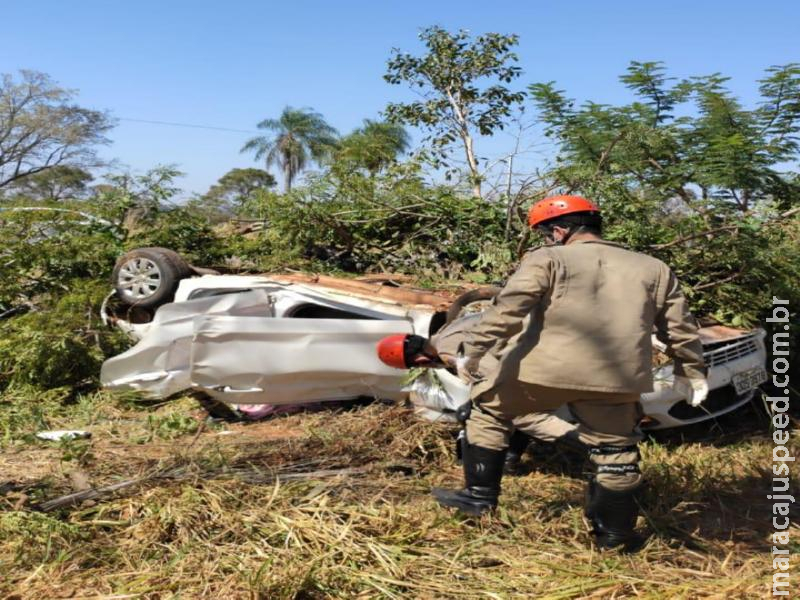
left=467, top=378, right=643, bottom=492
left=512, top=411, right=578, bottom=443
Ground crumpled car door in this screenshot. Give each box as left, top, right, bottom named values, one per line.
left=101, top=289, right=272, bottom=397
left=190, top=316, right=414, bottom=405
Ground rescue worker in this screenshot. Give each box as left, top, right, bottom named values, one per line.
left=431, top=195, right=708, bottom=550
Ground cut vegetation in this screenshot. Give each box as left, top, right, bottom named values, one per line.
left=0, top=391, right=795, bottom=598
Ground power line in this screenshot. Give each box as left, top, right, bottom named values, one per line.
left=118, top=117, right=260, bottom=134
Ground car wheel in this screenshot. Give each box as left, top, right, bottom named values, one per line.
left=112, top=247, right=192, bottom=308
left=445, top=287, right=502, bottom=325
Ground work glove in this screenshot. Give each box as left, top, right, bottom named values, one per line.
left=673, top=376, right=709, bottom=407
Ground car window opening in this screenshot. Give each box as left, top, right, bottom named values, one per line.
left=428, top=311, right=448, bottom=336
left=187, top=288, right=253, bottom=300
left=288, top=303, right=379, bottom=320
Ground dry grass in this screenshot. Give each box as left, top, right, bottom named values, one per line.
left=0, top=393, right=796, bottom=599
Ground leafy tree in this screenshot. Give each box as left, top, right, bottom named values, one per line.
left=0, top=71, right=112, bottom=189
left=200, top=169, right=275, bottom=220
left=334, top=119, right=410, bottom=175
left=0, top=200, right=122, bottom=320
left=208, top=167, right=275, bottom=201
left=384, top=26, right=525, bottom=197
left=529, top=61, right=800, bottom=324
left=197, top=167, right=277, bottom=219
left=6, top=165, right=93, bottom=201
left=84, top=166, right=226, bottom=264
left=0, top=282, right=128, bottom=390
left=245, top=159, right=511, bottom=278
left=125, top=204, right=224, bottom=265
left=241, top=107, right=339, bottom=192
left=93, top=165, right=185, bottom=234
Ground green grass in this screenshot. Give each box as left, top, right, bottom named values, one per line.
left=0, top=390, right=795, bottom=598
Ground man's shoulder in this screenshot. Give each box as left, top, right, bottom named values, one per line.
left=614, top=246, right=670, bottom=277
left=566, top=240, right=671, bottom=271
left=523, top=241, right=670, bottom=271
left=610, top=244, right=668, bottom=268
left=520, top=244, right=559, bottom=265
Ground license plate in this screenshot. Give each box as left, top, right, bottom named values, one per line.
left=732, top=367, right=767, bottom=395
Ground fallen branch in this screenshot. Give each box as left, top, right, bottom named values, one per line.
left=692, top=270, right=743, bottom=291
left=0, top=206, right=114, bottom=227
left=0, top=306, right=26, bottom=319
left=649, top=206, right=800, bottom=250
left=649, top=225, right=739, bottom=250
left=35, top=459, right=413, bottom=512
left=37, top=475, right=152, bottom=512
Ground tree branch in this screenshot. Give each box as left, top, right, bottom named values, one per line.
left=692, top=270, right=742, bottom=291
left=650, top=206, right=800, bottom=250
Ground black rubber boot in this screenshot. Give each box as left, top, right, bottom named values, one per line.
left=503, top=430, right=531, bottom=475
left=584, top=477, right=642, bottom=551
left=454, top=430, right=465, bottom=464
left=432, top=440, right=505, bottom=516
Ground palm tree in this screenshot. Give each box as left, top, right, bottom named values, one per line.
left=336, top=119, right=411, bottom=175
left=241, top=107, right=339, bottom=192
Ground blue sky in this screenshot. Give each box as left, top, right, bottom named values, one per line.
left=2, top=0, right=798, bottom=195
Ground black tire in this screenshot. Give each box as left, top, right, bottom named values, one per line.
left=445, top=287, right=502, bottom=325
left=112, top=247, right=192, bottom=308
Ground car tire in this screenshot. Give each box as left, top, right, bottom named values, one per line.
left=112, top=247, right=192, bottom=308
left=445, top=287, right=502, bottom=325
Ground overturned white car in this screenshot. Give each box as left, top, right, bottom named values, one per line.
left=101, top=248, right=768, bottom=430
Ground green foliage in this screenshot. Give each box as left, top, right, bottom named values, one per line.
left=385, top=26, right=525, bottom=195
left=0, top=70, right=112, bottom=190
left=146, top=411, right=199, bottom=440
left=58, top=436, right=94, bottom=465
left=202, top=167, right=276, bottom=215
left=0, top=511, right=86, bottom=569
left=0, top=386, right=67, bottom=445
left=0, top=201, right=122, bottom=316
left=125, top=204, right=227, bottom=266
left=5, top=165, right=94, bottom=201
left=0, top=282, right=129, bottom=390
left=80, top=165, right=229, bottom=265
left=241, top=106, right=339, bottom=192
left=334, top=119, right=410, bottom=175
left=243, top=159, right=513, bottom=278
left=529, top=61, right=800, bottom=323
left=95, top=165, right=185, bottom=228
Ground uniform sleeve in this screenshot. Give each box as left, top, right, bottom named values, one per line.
left=460, top=249, right=553, bottom=360
left=654, top=267, right=707, bottom=379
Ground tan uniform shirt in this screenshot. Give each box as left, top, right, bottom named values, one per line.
left=461, top=240, right=706, bottom=395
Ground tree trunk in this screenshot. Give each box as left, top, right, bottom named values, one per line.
left=462, top=131, right=481, bottom=198
left=504, top=155, right=514, bottom=240
left=284, top=165, right=292, bottom=193
left=445, top=89, right=482, bottom=199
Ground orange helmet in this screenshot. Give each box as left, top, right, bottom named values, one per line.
left=376, top=334, right=437, bottom=369
left=527, top=195, right=600, bottom=228
left=377, top=334, right=410, bottom=369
